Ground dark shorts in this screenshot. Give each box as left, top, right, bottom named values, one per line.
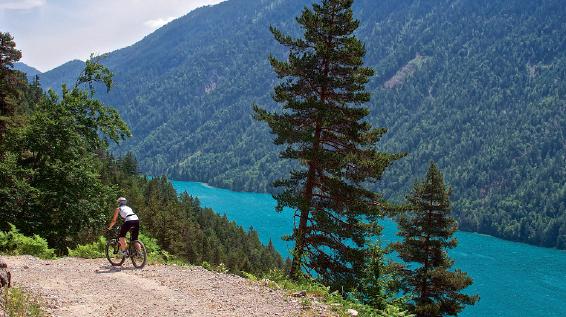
left=119, top=220, right=140, bottom=241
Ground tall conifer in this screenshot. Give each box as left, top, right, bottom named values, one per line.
left=392, top=163, right=478, bottom=316
left=254, top=0, right=402, bottom=290
left=0, top=32, right=23, bottom=142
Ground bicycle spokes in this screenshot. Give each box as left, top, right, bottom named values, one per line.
left=105, top=239, right=126, bottom=266
left=130, top=241, right=147, bottom=269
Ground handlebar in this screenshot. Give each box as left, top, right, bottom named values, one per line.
left=105, top=227, right=121, bottom=238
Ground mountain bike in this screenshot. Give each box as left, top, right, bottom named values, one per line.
left=105, top=227, right=147, bottom=269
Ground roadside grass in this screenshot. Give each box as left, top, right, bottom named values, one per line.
left=242, top=270, right=414, bottom=317
left=1, top=287, right=45, bottom=317
left=201, top=261, right=229, bottom=273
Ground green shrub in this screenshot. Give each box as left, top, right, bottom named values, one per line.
left=201, top=261, right=229, bottom=273
left=376, top=305, right=415, bottom=317
left=67, top=236, right=106, bottom=258
left=1, top=287, right=45, bottom=317
left=0, top=224, right=55, bottom=259
left=138, top=233, right=181, bottom=264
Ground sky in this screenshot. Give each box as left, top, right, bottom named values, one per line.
left=0, top=0, right=224, bottom=72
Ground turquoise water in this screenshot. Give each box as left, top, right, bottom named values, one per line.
left=172, top=180, right=566, bottom=317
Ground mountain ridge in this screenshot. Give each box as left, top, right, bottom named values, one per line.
left=13, top=62, right=41, bottom=80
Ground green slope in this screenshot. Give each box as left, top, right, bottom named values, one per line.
left=32, top=0, right=566, bottom=248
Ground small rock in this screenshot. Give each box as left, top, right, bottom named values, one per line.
left=0, top=257, right=11, bottom=288
left=292, top=290, right=307, bottom=297
left=23, top=265, right=30, bottom=269
left=347, top=308, right=359, bottom=316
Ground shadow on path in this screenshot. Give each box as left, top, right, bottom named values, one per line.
left=95, top=264, right=138, bottom=274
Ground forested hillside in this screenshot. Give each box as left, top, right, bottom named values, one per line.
left=102, top=157, right=284, bottom=274
left=28, top=0, right=566, bottom=248
left=1, top=40, right=283, bottom=275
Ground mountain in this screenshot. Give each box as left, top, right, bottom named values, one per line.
left=34, top=0, right=566, bottom=249
left=37, top=59, right=85, bottom=90
left=13, top=62, right=41, bottom=80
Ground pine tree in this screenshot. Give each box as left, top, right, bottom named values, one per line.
left=355, top=243, right=404, bottom=310
left=0, top=32, right=23, bottom=143
left=254, top=0, right=402, bottom=290
left=392, top=163, right=478, bottom=317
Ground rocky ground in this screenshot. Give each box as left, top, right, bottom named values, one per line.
left=4, top=256, right=337, bottom=317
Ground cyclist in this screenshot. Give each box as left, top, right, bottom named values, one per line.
left=107, top=197, right=140, bottom=256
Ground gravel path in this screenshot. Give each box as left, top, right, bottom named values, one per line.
left=5, top=256, right=335, bottom=317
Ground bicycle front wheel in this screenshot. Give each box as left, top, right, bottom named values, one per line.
left=105, top=239, right=125, bottom=266
left=130, top=240, right=147, bottom=269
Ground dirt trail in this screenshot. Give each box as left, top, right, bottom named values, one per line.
left=5, top=256, right=334, bottom=317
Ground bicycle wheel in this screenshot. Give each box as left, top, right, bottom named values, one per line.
left=105, top=239, right=125, bottom=266
left=130, top=240, right=147, bottom=269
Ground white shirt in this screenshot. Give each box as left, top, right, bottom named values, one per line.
left=119, top=205, right=139, bottom=221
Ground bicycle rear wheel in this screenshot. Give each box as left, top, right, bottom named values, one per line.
left=105, top=239, right=125, bottom=266
left=130, top=240, right=147, bottom=269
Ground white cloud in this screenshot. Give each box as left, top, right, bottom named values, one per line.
left=3, top=0, right=225, bottom=70
left=144, top=16, right=176, bottom=29
left=0, top=0, right=46, bottom=10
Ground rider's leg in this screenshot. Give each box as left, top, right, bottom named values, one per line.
left=130, top=220, right=141, bottom=252
left=118, top=223, right=131, bottom=251
left=119, top=237, right=127, bottom=251
left=131, top=240, right=142, bottom=252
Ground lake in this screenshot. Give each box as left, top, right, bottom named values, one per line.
left=172, top=180, right=566, bottom=317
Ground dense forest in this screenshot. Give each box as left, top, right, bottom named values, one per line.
left=18, top=0, right=566, bottom=249
left=102, top=156, right=284, bottom=274
left=0, top=38, right=282, bottom=275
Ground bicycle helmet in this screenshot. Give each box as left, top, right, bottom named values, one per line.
left=117, top=197, right=127, bottom=205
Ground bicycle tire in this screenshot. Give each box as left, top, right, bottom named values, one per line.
left=105, top=239, right=126, bottom=266
left=130, top=240, right=147, bottom=269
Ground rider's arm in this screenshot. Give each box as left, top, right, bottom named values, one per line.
left=107, top=208, right=120, bottom=229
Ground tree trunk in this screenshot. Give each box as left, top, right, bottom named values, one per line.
left=290, top=52, right=330, bottom=278
left=289, top=121, right=322, bottom=278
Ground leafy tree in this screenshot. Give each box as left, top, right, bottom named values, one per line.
left=254, top=0, right=402, bottom=290
left=392, top=163, right=478, bottom=316
left=0, top=56, right=130, bottom=251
